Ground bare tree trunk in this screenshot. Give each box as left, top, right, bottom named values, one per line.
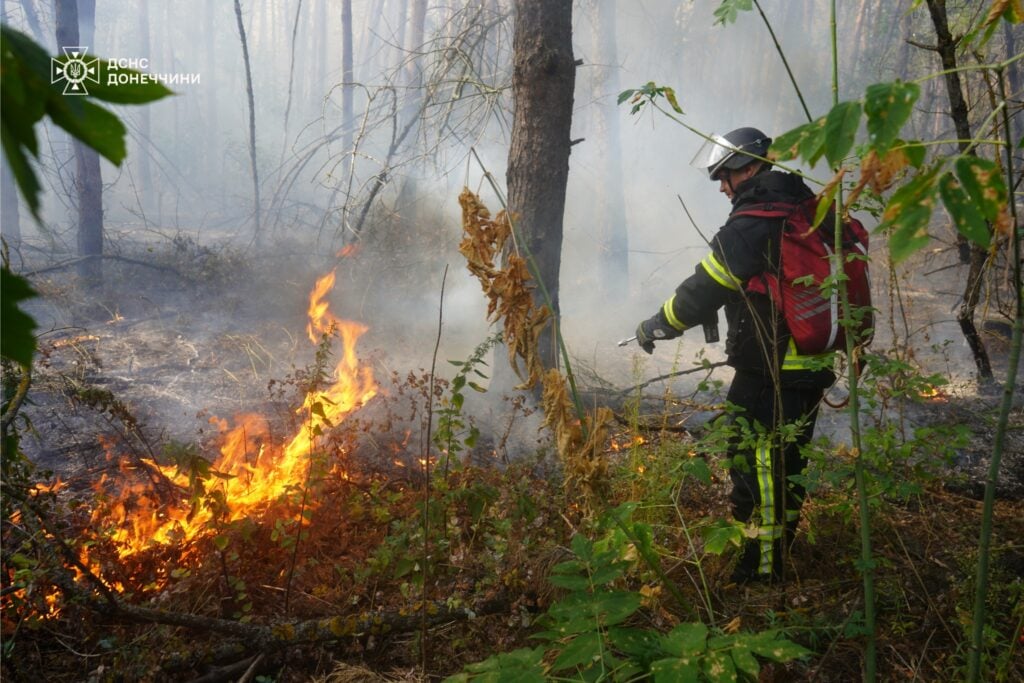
left=1004, top=22, right=1023, bottom=152
left=205, top=0, right=220, bottom=196
left=136, top=0, right=153, bottom=212
left=1, top=157, right=20, bottom=251
left=56, top=0, right=103, bottom=284
left=586, top=0, right=629, bottom=302
left=315, top=0, right=327, bottom=101
left=234, top=0, right=261, bottom=246
left=396, top=0, right=428, bottom=237
left=494, top=0, right=575, bottom=390
left=19, top=0, right=45, bottom=45
left=0, top=0, right=21, bottom=251
left=341, top=0, right=353, bottom=173
left=923, top=0, right=992, bottom=380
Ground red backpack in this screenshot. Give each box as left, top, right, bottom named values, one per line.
left=733, top=198, right=873, bottom=354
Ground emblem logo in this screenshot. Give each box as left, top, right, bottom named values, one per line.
left=51, top=46, right=99, bottom=95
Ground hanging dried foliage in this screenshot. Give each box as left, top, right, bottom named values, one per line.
left=541, top=369, right=614, bottom=511
left=458, top=189, right=610, bottom=513
left=458, top=188, right=550, bottom=388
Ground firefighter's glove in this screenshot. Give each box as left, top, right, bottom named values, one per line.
left=635, top=316, right=681, bottom=355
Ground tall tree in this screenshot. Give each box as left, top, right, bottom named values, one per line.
left=1, top=0, right=21, bottom=248
left=55, top=0, right=103, bottom=283
left=234, top=0, right=261, bottom=245
left=1, top=157, right=19, bottom=250
left=135, top=0, right=153, bottom=212
left=501, top=0, right=576, bottom=379
left=920, top=0, right=993, bottom=379
left=584, top=0, right=628, bottom=301
left=341, top=0, right=353, bottom=177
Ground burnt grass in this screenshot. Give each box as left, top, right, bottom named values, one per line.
left=3, top=243, right=1023, bottom=682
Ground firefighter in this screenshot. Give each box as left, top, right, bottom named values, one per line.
left=634, top=127, right=835, bottom=583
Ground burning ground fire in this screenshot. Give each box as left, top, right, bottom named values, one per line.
left=85, top=269, right=378, bottom=563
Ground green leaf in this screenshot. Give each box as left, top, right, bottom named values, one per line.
left=458, top=646, right=547, bottom=683
left=799, top=117, right=827, bottom=166
left=551, top=631, right=601, bottom=671
left=589, top=562, right=626, bottom=587
left=661, top=622, right=708, bottom=657
left=770, top=119, right=823, bottom=164
left=651, top=656, right=700, bottom=683
left=901, top=140, right=927, bottom=168
left=617, top=89, right=636, bottom=105
left=81, top=62, right=174, bottom=104
left=864, top=81, right=920, bottom=155
left=747, top=630, right=812, bottom=662
left=570, top=533, right=594, bottom=562
left=0, top=266, right=38, bottom=366
left=702, top=519, right=743, bottom=555
left=813, top=186, right=838, bottom=230
left=664, top=87, right=683, bottom=114
left=681, top=455, right=712, bottom=485
left=878, top=167, right=941, bottom=263
left=954, top=155, right=1007, bottom=223
left=609, top=626, right=662, bottom=661
left=701, top=649, right=737, bottom=682
left=729, top=639, right=761, bottom=678
left=713, top=0, right=754, bottom=25
left=0, top=127, right=42, bottom=216
left=548, top=574, right=591, bottom=591
left=823, top=100, right=862, bottom=167
left=939, top=172, right=990, bottom=248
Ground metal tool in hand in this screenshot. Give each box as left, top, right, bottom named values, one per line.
left=617, top=335, right=637, bottom=347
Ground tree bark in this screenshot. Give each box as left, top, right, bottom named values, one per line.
left=923, top=0, right=992, bottom=380
left=233, top=0, right=261, bottom=246
left=497, top=0, right=575, bottom=386
left=56, top=0, right=104, bottom=284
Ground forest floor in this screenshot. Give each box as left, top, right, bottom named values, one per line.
left=4, top=236, right=1023, bottom=682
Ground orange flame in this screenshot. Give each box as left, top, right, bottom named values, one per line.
left=90, top=268, right=377, bottom=558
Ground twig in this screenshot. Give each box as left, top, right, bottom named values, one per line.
left=753, top=0, right=813, bottom=123
left=421, top=263, right=448, bottom=674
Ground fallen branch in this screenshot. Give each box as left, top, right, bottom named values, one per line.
left=23, top=254, right=185, bottom=278
left=99, top=594, right=512, bottom=653
left=611, top=361, right=728, bottom=397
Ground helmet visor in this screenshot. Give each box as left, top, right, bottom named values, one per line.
left=689, top=134, right=737, bottom=179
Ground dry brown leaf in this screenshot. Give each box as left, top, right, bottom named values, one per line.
left=459, top=189, right=612, bottom=514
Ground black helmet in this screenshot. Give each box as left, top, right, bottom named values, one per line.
left=690, top=127, right=772, bottom=180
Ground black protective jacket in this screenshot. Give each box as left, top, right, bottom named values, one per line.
left=653, top=169, right=834, bottom=387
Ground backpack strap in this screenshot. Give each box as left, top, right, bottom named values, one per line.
left=727, top=201, right=799, bottom=222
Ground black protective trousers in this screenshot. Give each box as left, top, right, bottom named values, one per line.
left=725, top=370, right=824, bottom=580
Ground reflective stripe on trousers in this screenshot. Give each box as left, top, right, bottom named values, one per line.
left=754, top=440, right=800, bottom=576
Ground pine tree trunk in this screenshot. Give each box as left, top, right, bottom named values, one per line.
left=495, top=0, right=575, bottom=389
left=56, top=0, right=104, bottom=284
